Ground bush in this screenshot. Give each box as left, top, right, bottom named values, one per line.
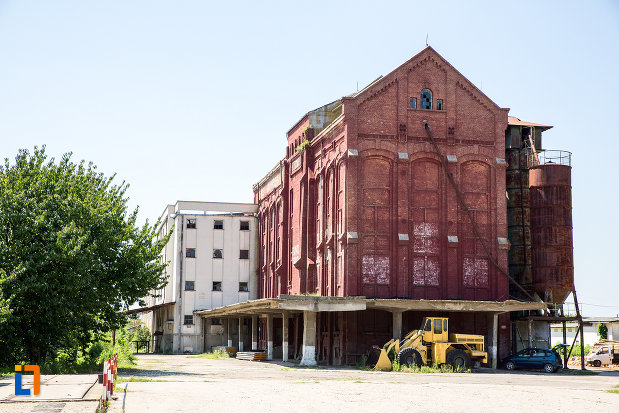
left=36, top=324, right=141, bottom=374
left=598, top=323, right=608, bottom=340
left=134, top=326, right=151, bottom=342
left=553, top=342, right=591, bottom=358
left=296, top=140, right=311, bottom=153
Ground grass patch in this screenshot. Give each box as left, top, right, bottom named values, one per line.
left=113, top=377, right=171, bottom=393
left=292, top=364, right=326, bottom=370
left=606, top=385, right=619, bottom=394
left=356, top=354, right=371, bottom=371
left=186, top=350, right=229, bottom=360
left=353, top=380, right=366, bottom=383
left=115, top=377, right=170, bottom=384
left=559, top=368, right=599, bottom=376
left=391, top=361, right=469, bottom=373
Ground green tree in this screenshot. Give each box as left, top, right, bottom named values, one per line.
left=598, top=323, right=608, bottom=340
left=0, top=147, right=169, bottom=364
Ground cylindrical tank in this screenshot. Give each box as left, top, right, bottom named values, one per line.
left=529, top=162, right=573, bottom=303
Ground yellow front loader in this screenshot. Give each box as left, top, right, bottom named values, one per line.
left=374, top=317, right=487, bottom=371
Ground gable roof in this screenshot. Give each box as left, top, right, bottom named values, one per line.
left=349, top=46, right=507, bottom=111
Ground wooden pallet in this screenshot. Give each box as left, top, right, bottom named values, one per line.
left=236, top=351, right=268, bottom=361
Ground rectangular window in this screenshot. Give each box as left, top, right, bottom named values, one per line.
left=212, top=281, right=222, bottom=291
left=436, top=99, right=443, bottom=110
left=186, top=219, right=196, bottom=229
left=409, top=97, right=417, bottom=109
left=239, top=282, right=248, bottom=292
left=213, top=249, right=223, bottom=259
left=184, top=315, right=194, bottom=325
left=240, top=221, right=250, bottom=231
left=239, top=249, right=249, bottom=259
left=184, top=281, right=195, bottom=291
left=186, top=248, right=196, bottom=258
left=211, top=318, right=222, bottom=325
left=433, top=319, right=442, bottom=334
left=214, top=220, right=223, bottom=230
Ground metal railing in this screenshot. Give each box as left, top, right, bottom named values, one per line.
left=133, top=340, right=151, bottom=354
left=528, top=149, right=572, bottom=167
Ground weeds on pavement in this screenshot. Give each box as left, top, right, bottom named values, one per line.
left=186, top=350, right=229, bottom=360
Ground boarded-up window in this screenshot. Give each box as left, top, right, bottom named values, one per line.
left=463, top=258, right=489, bottom=288
left=411, top=159, right=441, bottom=289
left=362, top=255, right=390, bottom=285
left=360, top=157, right=393, bottom=290
left=460, top=161, right=491, bottom=296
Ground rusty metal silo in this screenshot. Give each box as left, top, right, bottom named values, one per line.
left=528, top=151, right=573, bottom=303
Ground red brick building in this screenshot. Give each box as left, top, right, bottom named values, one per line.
left=198, top=47, right=548, bottom=367
left=255, top=46, right=512, bottom=302
left=250, top=46, right=534, bottom=363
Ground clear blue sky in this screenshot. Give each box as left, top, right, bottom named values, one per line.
left=1, top=1, right=617, bottom=316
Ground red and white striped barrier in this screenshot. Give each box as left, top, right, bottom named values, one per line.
left=98, top=353, right=118, bottom=412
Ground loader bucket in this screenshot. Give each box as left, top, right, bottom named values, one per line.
left=374, top=348, right=393, bottom=371
left=373, top=340, right=398, bottom=371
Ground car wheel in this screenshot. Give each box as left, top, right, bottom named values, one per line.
left=505, top=361, right=516, bottom=371
left=543, top=363, right=555, bottom=373
left=593, top=360, right=602, bottom=367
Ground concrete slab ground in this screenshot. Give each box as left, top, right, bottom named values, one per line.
left=0, top=373, right=100, bottom=413
left=107, top=354, right=619, bottom=413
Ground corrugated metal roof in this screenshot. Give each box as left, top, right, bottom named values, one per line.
left=508, top=116, right=552, bottom=129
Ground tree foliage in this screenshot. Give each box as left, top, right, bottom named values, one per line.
left=0, top=147, right=169, bottom=364
left=598, top=323, right=608, bottom=340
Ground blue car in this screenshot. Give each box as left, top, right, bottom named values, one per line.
left=501, top=345, right=565, bottom=373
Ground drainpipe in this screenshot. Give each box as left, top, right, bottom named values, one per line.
left=172, top=213, right=184, bottom=354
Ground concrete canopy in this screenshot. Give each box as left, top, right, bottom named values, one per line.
left=193, top=295, right=546, bottom=318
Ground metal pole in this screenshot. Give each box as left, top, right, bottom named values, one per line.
left=561, top=306, right=567, bottom=369
left=566, top=327, right=580, bottom=360
left=176, top=213, right=184, bottom=354
left=572, top=290, right=585, bottom=370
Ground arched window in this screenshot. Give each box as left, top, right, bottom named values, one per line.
left=421, top=89, right=432, bottom=110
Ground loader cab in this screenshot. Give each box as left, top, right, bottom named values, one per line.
left=421, top=317, right=449, bottom=343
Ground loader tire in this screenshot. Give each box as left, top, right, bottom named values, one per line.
left=446, top=349, right=471, bottom=370
left=397, top=348, right=422, bottom=368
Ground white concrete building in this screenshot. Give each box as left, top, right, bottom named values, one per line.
left=550, top=317, right=619, bottom=347
left=140, top=201, right=258, bottom=354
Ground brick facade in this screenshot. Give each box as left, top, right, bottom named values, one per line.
left=254, top=47, right=510, bottom=304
